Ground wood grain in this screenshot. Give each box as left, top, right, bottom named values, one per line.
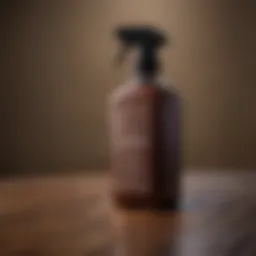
left=0, top=172, right=255, bottom=255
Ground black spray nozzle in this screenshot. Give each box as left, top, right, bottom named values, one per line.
left=115, top=26, right=168, bottom=75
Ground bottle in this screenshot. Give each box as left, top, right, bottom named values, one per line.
left=109, top=26, right=181, bottom=211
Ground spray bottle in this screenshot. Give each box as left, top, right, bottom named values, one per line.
left=109, top=26, right=181, bottom=211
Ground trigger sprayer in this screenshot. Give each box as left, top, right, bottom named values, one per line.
left=115, top=26, right=166, bottom=76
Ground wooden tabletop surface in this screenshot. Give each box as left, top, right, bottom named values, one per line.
left=0, top=171, right=255, bottom=255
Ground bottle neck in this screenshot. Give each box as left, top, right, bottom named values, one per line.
left=132, top=70, right=161, bottom=85
left=133, top=64, right=160, bottom=85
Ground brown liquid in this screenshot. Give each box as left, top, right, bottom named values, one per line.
left=110, top=82, right=180, bottom=211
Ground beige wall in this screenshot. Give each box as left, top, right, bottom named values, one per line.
left=1, top=0, right=256, bottom=172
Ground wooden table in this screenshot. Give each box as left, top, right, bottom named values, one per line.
left=0, top=171, right=255, bottom=255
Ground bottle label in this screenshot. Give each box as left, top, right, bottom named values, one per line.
left=110, top=98, right=154, bottom=194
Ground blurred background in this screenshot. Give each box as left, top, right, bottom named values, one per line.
left=1, top=0, right=256, bottom=174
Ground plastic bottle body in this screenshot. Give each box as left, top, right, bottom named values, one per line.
left=109, top=78, right=180, bottom=211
